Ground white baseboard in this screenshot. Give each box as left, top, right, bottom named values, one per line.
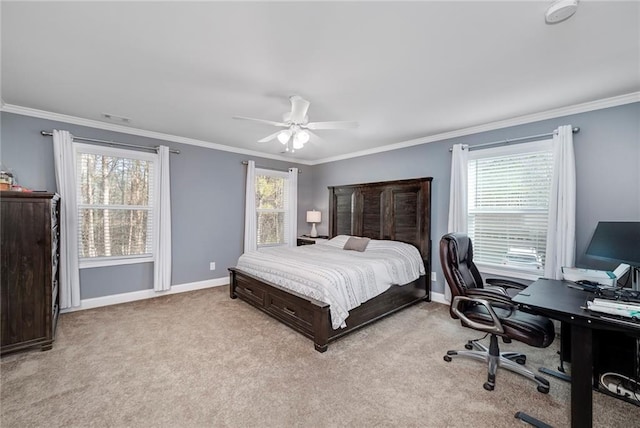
left=430, top=291, right=448, bottom=305
left=62, top=278, right=446, bottom=314
left=60, top=277, right=229, bottom=314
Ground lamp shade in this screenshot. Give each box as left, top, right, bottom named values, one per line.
left=306, top=210, right=321, bottom=223
left=293, top=131, right=308, bottom=150
left=277, top=130, right=292, bottom=144
left=297, top=130, right=310, bottom=144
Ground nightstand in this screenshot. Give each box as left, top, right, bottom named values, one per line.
left=297, top=236, right=329, bottom=246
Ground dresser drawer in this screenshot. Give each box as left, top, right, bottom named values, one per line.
left=51, top=226, right=59, bottom=255
left=50, top=199, right=59, bottom=229
left=52, top=280, right=59, bottom=311
left=52, top=251, right=59, bottom=279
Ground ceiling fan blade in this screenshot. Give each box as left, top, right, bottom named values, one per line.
left=307, top=130, right=323, bottom=142
left=233, top=116, right=288, bottom=127
left=289, top=95, right=310, bottom=123
left=305, top=120, right=359, bottom=130
left=257, top=131, right=282, bottom=143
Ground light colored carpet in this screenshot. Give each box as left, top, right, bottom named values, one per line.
left=1, top=286, right=637, bottom=427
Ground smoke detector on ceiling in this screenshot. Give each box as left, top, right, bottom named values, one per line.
left=545, top=0, right=579, bottom=24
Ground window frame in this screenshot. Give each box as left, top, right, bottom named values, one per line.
left=74, top=143, right=158, bottom=269
left=255, top=168, right=291, bottom=249
left=467, top=139, right=553, bottom=280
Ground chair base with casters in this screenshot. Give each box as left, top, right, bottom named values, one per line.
left=439, top=233, right=555, bottom=428
left=444, top=333, right=550, bottom=393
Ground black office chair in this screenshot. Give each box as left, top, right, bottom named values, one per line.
left=440, top=233, right=555, bottom=393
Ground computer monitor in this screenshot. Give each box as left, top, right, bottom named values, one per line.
left=586, top=221, right=640, bottom=290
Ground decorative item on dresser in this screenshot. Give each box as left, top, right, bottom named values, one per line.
left=1, top=191, right=60, bottom=356
left=229, top=177, right=432, bottom=352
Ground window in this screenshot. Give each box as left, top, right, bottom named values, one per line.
left=255, top=168, right=291, bottom=247
left=75, top=143, right=157, bottom=267
left=467, top=140, right=553, bottom=276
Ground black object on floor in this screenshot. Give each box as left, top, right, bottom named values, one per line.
left=515, top=411, right=554, bottom=428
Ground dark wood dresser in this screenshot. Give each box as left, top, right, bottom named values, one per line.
left=1, top=191, right=60, bottom=355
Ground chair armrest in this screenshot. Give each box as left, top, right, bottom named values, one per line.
left=466, top=288, right=515, bottom=307
left=483, top=285, right=510, bottom=297
left=451, top=295, right=505, bottom=335
left=486, top=278, right=528, bottom=290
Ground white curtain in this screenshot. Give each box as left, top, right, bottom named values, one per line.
left=448, top=144, right=469, bottom=234
left=287, top=168, right=299, bottom=247
left=52, top=130, right=81, bottom=309
left=544, top=125, right=576, bottom=280
left=445, top=144, right=469, bottom=302
left=153, top=146, right=172, bottom=292
left=243, top=160, right=257, bottom=252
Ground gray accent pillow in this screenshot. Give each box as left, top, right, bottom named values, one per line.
left=343, top=237, right=371, bottom=252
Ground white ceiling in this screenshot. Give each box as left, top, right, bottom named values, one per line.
left=2, top=1, right=639, bottom=163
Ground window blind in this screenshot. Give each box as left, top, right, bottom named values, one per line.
left=75, top=143, right=155, bottom=260
left=468, top=141, right=553, bottom=273
left=255, top=169, right=289, bottom=247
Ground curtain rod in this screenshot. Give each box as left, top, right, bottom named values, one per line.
left=40, top=131, right=180, bottom=154
left=449, top=127, right=580, bottom=152
left=241, top=160, right=302, bottom=173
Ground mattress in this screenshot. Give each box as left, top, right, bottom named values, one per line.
left=235, top=235, right=425, bottom=329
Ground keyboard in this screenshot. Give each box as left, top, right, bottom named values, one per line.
left=596, top=288, right=640, bottom=304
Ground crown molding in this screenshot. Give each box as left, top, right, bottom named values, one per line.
left=2, top=92, right=638, bottom=166
left=0, top=103, right=314, bottom=165
left=310, top=92, right=640, bottom=165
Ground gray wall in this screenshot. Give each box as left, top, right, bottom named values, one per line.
left=2, top=103, right=638, bottom=299
left=0, top=112, right=311, bottom=299
left=308, top=103, right=640, bottom=294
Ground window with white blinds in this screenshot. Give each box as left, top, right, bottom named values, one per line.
left=74, top=143, right=157, bottom=267
left=255, top=168, right=291, bottom=247
left=467, top=139, right=553, bottom=275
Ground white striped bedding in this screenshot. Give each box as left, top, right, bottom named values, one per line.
left=235, top=235, right=425, bottom=329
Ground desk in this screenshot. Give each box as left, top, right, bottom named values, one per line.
left=512, top=279, right=640, bottom=428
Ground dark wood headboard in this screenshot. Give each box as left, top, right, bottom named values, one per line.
left=328, top=177, right=433, bottom=267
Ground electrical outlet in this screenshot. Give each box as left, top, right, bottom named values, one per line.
left=431, top=272, right=437, bottom=282
left=209, top=262, right=216, bottom=271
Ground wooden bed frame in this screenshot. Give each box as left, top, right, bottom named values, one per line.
left=229, top=177, right=433, bottom=352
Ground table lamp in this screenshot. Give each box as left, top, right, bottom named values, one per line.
left=306, top=210, right=321, bottom=238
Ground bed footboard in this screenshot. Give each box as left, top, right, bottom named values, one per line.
left=229, top=267, right=427, bottom=352
left=229, top=267, right=331, bottom=352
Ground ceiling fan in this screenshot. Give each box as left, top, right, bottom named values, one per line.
left=233, top=95, right=358, bottom=152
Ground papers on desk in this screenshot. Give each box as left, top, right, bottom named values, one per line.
left=586, top=298, right=640, bottom=320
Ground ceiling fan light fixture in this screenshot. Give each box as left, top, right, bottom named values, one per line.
left=234, top=95, right=357, bottom=153
left=292, top=136, right=304, bottom=150
left=295, top=130, right=310, bottom=145
left=277, top=129, right=292, bottom=144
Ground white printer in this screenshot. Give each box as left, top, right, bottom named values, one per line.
left=561, top=264, right=630, bottom=287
